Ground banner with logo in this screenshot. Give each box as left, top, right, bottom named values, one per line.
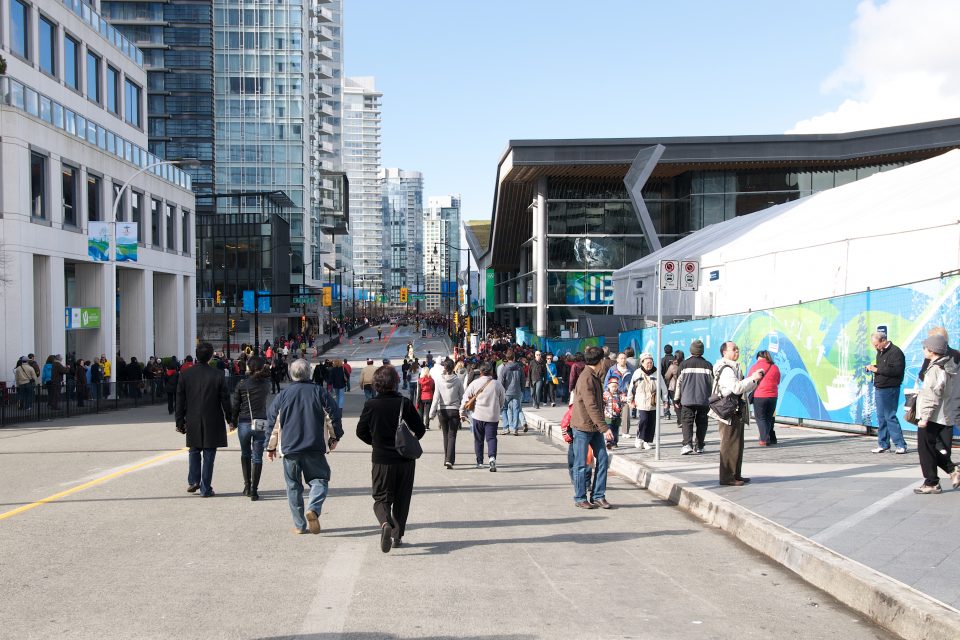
left=88, top=222, right=111, bottom=262
left=115, top=222, right=138, bottom=262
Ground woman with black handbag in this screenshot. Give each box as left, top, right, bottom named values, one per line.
left=230, top=356, right=272, bottom=500
left=356, top=366, right=426, bottom=553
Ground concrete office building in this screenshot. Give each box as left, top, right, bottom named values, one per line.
left=485, top=119, right=960, bottom=337
left=1, top=0, right=196, bottom=381
left=342, top=76, right=381, bottom=300
left=380, top=168, right=423, bottom=306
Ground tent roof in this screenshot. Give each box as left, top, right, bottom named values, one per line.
left=613, top=149, right=960, bottom=281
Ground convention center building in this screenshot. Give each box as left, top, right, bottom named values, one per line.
left=484, top=118, right=960, bottom=337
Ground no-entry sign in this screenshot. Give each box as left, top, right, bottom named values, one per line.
left=659, top=260, right=679, bottom=290
left=680, top=260, right=700, bottom=291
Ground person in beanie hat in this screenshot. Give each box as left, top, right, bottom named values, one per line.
left=672, top=340, right=713, bottom=455
left=913, top=333, right=960, bottom=494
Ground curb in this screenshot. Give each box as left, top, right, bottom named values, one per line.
left=525, top=412, right=960, bottom=640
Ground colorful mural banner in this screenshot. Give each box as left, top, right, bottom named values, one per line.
left=115, top=222, right=138, bottom=262
left=88, top=222, right=111, bottom=262
left=565, top=272, right=614, bottom=305
left=618, top=276, right=960, bottom=433
left=515, top=328, right=605, bottom=355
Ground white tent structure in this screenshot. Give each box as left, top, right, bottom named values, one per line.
left=613, top=150, right=960, bottom=318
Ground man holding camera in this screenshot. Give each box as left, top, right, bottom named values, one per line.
left=711, top=341, right=763, bottom=486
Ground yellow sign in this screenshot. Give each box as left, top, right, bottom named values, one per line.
left=465, top=316, right=471, bottom=333
left=454, top=312, right=459, bottom=328
left=321, top=287, right=332, bottom=307
left=399, top=287, right=408, bottom=304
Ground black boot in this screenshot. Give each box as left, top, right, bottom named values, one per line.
left=241, top=458, right=251, bottom=496
left=250, top=463, right=262, bottom=501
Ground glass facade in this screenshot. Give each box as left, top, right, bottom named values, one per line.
left=342, top=77, right=382, bottom=299
left=39, top=15, right=56, bottom=75
left=380, top=169, right=423, bottom=304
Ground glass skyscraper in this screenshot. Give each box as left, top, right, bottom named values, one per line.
left=342, top=76, right=382, bottom=301
left=380, top=168, right=423, bottom=305
left=423, top=195, right=461, bottom=312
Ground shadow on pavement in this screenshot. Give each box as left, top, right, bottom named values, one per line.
left=395, top=528, right=696, bottom=555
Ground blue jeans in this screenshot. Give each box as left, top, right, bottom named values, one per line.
left=875, top=386, right=907, bottom=449
left=572, top=429, right=608, bottom=503
left=334, top=387, right=345, bottom=409
left=532, top=381, right=544, bottom=408
left=282, top=452, right=331, bottom=531
left=503, top=396, right=521, bottom=433
left=237, top=421, right=267, bottom=464
left=363, top=387, right=375, bottom=401
left=188, top=447, right=217, bottom=496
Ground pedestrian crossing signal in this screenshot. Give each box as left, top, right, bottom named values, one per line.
left=399, top=287, right=408, bottom=303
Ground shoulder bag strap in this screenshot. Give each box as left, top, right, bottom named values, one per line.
left=398, top=396, right=405, bottom=425
left=713, top=364, right=731, bottom=396
left=245, top=383, right=254, bottom=419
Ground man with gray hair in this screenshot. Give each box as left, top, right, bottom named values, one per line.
left=866, top=332, right=907, bottom=454
left=265, top=358, right=343, bottom=534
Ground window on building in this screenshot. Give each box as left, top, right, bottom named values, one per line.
left=130, top=192, right=142, bottom=244
left=112, top=183, right=126, bottom=222
left=64, top=34, right=80, bottom=90
left=124, top=80, right=142, bottom=127
left=62, top=164, right=78, bottom=227
left=87, top=174, right=102, bottom=222
left=86, top=51, right=101, bottom=103
left=106, top=66, right=119, bottom=114
left=39, top=15, right=56, bottom=75
left=30, top=153, right=47, bottom=219
left=165, top=204, right=176, bottom=250
left=181, top=210, right=191, bottom=255
left=151, top=199, right=161, bottom=247
left=10, top=0, right=29, bottom=60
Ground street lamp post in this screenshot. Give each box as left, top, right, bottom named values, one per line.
left=108, top=159, right=185, bottom=395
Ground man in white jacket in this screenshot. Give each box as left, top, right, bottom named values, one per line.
left=460, top=361, right=506, bottom=471
left=711, top=342, right=763, bottom=486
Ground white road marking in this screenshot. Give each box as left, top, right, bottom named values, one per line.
left=297, top=542, right=367, bottom=636
left=810, top=481, right=918, bottom=544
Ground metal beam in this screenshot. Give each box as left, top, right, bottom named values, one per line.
left=624, top=144, right=666, bottom=253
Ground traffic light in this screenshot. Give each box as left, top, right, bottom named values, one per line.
left=465, top=316, right=471, bottom=333
left=215, top=289, right=221, bottom=305
left=230, top=319, right=236, bottom=332
left=300, top=314, right=306, bottom=330
left=458, top=288, right=464, bottom=304
left=399, top=287, right=408, bottom=304
left=454, top=312, right=459, bottom=328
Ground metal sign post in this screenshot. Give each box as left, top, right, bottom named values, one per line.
left=656, top=260, right=679, bottom=461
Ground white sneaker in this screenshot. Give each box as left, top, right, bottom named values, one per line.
left=634, top=437, right=643, bottom=449
left=489, top=457, right=497, bottom=472
left=871, top=447, right=890, bottom=454
left=680, top=444, right=694, bottom=455
left=642, top=441, right=653, bottom=450
left=895, top=447, right=908, bottom=454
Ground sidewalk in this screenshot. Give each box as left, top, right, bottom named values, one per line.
left=524, top=404, right=960, bottom=640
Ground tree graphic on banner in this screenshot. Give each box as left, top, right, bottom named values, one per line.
left=851, top=314, right=874, bottom=426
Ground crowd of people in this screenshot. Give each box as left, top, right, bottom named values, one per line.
left=158, top=317, right=960, bottom=555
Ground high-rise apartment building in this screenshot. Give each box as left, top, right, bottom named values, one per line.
left=380, top=168, right=423, bottom=305
left=342, top=76, right=382, bottom=302
left=423, top=195, right=460, bottom=312
left=105, top=0, right=347, bottom=294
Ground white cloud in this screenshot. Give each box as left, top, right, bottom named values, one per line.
left=788, top=0, right=960, bottom=133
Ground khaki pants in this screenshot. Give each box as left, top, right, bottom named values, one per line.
left=718, top=414, right=745, bottom=484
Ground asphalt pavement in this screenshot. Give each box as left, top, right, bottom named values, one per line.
left=0, top=326, right=897, bottom=639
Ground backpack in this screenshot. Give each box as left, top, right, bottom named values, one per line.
left=41, top=363, right=53, bottom=385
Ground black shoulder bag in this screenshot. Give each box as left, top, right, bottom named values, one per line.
left=395, top=397, right=423, bottom=460
left=708, top=365, right=741, bottom=421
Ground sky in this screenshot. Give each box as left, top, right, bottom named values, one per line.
left=344, top=0, right=960, bottom=221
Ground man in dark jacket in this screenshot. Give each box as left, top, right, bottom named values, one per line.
left=265, top=358, right=343, bottom=534
left=498, top=350, right=525, bottom=435
left=867, top=331, right=908, bottom=454
left=528, top=351, right=546, bottom=409
left=570, top=346, right=614, bottom=509
left=176, top=343, right=233, bottom=497
left=673, top=340, right=713, bottom=455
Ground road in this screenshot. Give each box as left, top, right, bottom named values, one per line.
left=0, top=327, right=895, bottom=639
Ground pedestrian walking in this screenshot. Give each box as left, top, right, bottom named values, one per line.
left=328, top=359, right=348, bottom=409
left=912, top=334, right=960, bottom=494
left=175, top=343, right=234, bottom=497
left=14, top=357, right=38, bottom=411
left=163, top=359, right=179, bottom=414
left=430, top=359, right=465, bottom=468
left=866, top=332, right=908, bottom=454
left=570, top=346, right=614, bottom=509
left=673, top=340, right=713, bottom=455
left=663, top=352, right=682, bottom=421
left=748, top=350, right=781, bottom=446
left=498, top=350, right=525, bottom=435
left=660, top=344, right=674, bottom=418
left=917, top=327, right=960, bottom=454
left=230, top=356, right=272, bottom=501
left=417, top=368, right=435, bottom=430
left=359, top=358, right=378, bottom=400
left=602, top=377, right=624, bottom=449
left=460, top=361, right=506, bottom=471
left=544, top=353, right=559, bottom=407
left=356, top=365, right=425, bottom=551
left=528, top=351, right=546, bottom=409
left=711, top=342, right=763, bottom=486
left=265, top=358, right=343, bottom=534
left=627, top=353, right=658, bottom=450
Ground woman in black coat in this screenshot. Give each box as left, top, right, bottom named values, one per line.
left=356, top=365, right=425, bottom=553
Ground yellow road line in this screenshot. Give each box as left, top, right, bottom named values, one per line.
left=0, top=447, right=188, bottom=522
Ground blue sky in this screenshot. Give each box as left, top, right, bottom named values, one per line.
left=344, top=0, right=960, bottom=220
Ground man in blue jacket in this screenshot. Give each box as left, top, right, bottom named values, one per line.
left=265, top=359, right=343, bottom=534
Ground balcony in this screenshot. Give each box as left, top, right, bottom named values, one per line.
left=314, top=84, right=333, bottom=99
left=318, top=103, right=336, bottom=118
left=317, top=141, right=335, bottom=154
left=319, top=122, right=334, bottom=135
left=312, top=45, right=334, bottom=61
left=315, top=26, right=334, bottom=41
left=310, top=63, right=333, bottom=80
